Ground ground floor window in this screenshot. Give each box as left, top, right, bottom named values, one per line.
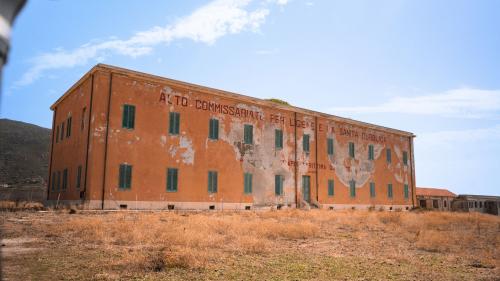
left=119, top=164, right=132, bottom=189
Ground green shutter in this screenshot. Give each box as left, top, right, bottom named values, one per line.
left=208, top=171, right=218, bottom=193
left=388, top=184, right=393, bottom=198
left=126, top=165, right=132, bottom=189
left=244, top=173, right=252, bottom=194
left=327, top=138, right=334, bottom=155
left=129, top=106, right=135, bottom=129
left=368, top=145, right=374, bottom=160
left=403, top=151, right=408, bottom=166
left=244, top=125, right=253, bottom=144
left=167, top=168, right=178, bottom=192
left=370, top=182, right=375, bottom=198
left=350, top=180, right=356, bottom=197
left=119, top=165, right=124, bottom=188
left=122, top=106, right=128, bottom=128
left=386, top=148, right=391, bottom=163
left=349, top=142, right=355, bottom=158
left=303, top=134, right=309, bottom=152
left=404, top=184, right=409, bottom=199
left=169, top=112, right=179, bottom=135
left=328, top=180, right=334, bottom=196
left=275, top=129, right=283, bottom=149
left=275, top=175, right=282, bottom=195
left=214, top=119, right=219, bottom=139
left=209, top=119, right=219, bottom=140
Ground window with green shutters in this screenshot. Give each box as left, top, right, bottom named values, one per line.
left=349, top=180, right=356, bottom=197
left=122, top=104, right=135, bottom=129
left=51, top=172, right=56, bottom=191
left=56, top=126, right=59, bottom=143
left=62, top=169, right=68, bottom=190
left=169, top=112, right=180, bottom=135
left=404, top=184, right=409, bottom=199
left=387, top=183, right=393, bottom=198
left=303, top=134, right=310, bottom=153
left=57, top=171, right=61, bottom=191
left=327, top=138, right=334, bottom=156
left=328, top=179, right=334, bottom=196
left=275, top=129, right=283, bottom=149
left=119, top=164, right=132, bottom=189
left=244, top=124, right=253, bottom=144
left=386, top=148, right=392, bottom=163
left=403, top=151, right=408, bottom=166
left=370, top=182, right=376, bottom=198
left=368, top=144, right=374, bottom=160
left=244, top=173, right=252, bottom=194
left=60, top=122, right=65, bottom=141
left=76, top=166, right=82, bottom=189
left=208, top=171, right=218, bottom=193
left=66, top=117, right=72, bottom=138
left=275, top=175, right=283, bottom=195
left=349, top=142, right=355, bottom=158
left=167, top=168, right=178, bottom=192
left=209, top=118, right=219, bottom=140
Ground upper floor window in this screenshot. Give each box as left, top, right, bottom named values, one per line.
left=368, top=144, right=374, bottom=160
left=327, top=138, right=334, bottom=156
left=303, top=134, right=310, bottom=153
left=169, top=112, right=180, bottom=135
left=60, top=122, right=65, bottom=141
left=208, top=118, right=219, bottom=140
left=66, top=117, right=72, bottom=138
left=386, top=148, right=392, bottom=163
left=122, top=104, right=135, bottom=129
left=244, top=124, right=253, bottom=144
left=275, top=129, right=283, bottom=149
left=81, top=107, right=86, bottom=131
left=55, top=125, right=59, bottom=143
left=403, top=151, right=408, bottom=166
left=348, top=142, right=355, bottom=158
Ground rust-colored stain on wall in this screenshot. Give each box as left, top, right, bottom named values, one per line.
left=47, top=64, right=417, bottom=210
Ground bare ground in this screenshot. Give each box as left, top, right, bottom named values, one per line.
left=1, top=209, right=499, bottom=280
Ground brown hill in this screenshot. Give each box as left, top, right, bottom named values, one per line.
left=0, top=118, right=51, bottom=187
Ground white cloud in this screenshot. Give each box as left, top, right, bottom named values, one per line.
left=331, top=88, right=500, bottom=119
left=17, top=0, right=287, bottom=86
left=417, top=125, right=500, bottom=147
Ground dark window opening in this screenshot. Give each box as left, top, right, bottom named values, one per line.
left=122, top=104, right=136, bottom=129
left=119, top=164, right=132, bottom=189
left=244, top=124, right=253, bottom=144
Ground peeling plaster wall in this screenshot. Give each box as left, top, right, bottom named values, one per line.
left=49, top=66, right=415, bottom=209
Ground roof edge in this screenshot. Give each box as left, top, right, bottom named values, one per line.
left=51, top=64, right=416, bottom=137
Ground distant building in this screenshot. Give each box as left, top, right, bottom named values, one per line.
left=452, top=195, right=500, bottom=216
left=47, top=64, right=417, bottom=210
left=416, top=187, right=456, bottom=211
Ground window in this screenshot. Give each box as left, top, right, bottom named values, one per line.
left=76, top=166, right=82, bottom=189
left=62, top=169, right=68, bottom=190
left=474, top=201, right=478, bottom=208
left=275, top=129, right=283, bottom=149
left=479, top=201, right=483, bottom=208
left=444, top=200, right=447, bottom=208
left=404, top=184, right=409, bottom=199
left=57, top=171, right=61, bottom=191
left=60, top=122, right=65, bottom=141
left=370, top=182, right=376, bottom=198
left=55, top=125, right=59, bottom=143
left=122, top=104, right=136, bottom=129
left=244, top=173, right=252, bottom=194
left=349, top=180, right=356, bottom=197
left=328, top=179, right=334, bottom=196
left=386, top=148, right=392, bottom=163
left=349, top=142, right=355, bottom=158
left=303, top=134, right=310, bottom=153
left=51, top=172, right=56, bottom=191
left=403, top=151, right=408, bottom=166
left=275, top=175, right=283, bottom=195
left=387, top=183, right=393, bottom=198
left=81, top=107, right=86, bottom=131
left=119, top=164, right=132, bottom=189
left=368, top=144, right=374, bottom=160
left=244, top=124, right=253, bottom=144
left=208, top=171, right=218, bottom=193
left=208, top=118, right=219, bottom=140
left=66, top=117, right=72, bottom=138
left=433, top=200, right=439, bottom=208
left=169, top=112, right=180, bottom=135
left=167, top=168, right=178, bottom=192
left=327, top=138, right=334, bottom=156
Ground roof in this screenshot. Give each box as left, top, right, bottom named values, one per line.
left=416, top=187, right=456, bottom=197
left=50, top=64, right=416, bottom=138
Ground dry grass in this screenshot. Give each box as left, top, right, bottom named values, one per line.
left=0, top=200, right=44, bottom=211
left=1, top=209, right=499, bottom=280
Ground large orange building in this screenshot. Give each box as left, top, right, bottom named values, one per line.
left=47, top=64, right=416, bottom=210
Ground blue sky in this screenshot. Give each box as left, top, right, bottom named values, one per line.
left=1, top=0, right=499, bottom=195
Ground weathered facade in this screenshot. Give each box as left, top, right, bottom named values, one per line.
left=452, top=195, right=500, bottom=216
left=47, top=64, right=417, bottom=210
left=416, top=187, right=456, bottom=211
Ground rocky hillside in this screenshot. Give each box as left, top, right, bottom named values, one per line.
left=0, top=118, right=51, bottom=187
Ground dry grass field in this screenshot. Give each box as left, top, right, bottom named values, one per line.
left=1, top=206, right=499, bottom=280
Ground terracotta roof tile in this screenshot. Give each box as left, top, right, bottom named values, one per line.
left=416, top=187, right=456, bottom=197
